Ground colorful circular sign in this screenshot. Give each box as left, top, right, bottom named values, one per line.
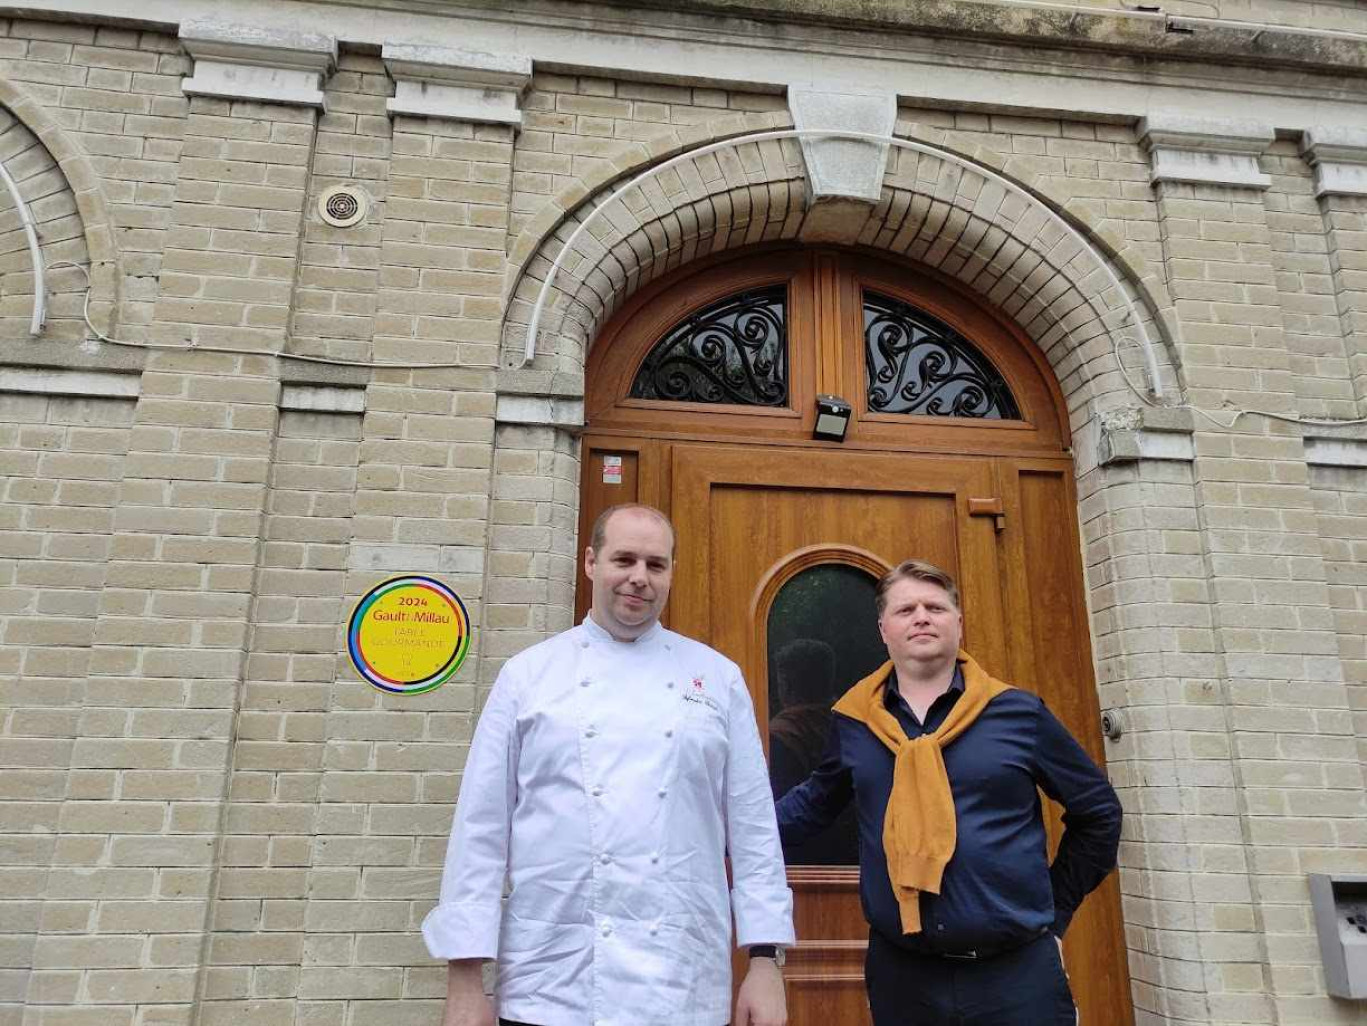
left=347, top=575, right=471, bottom=695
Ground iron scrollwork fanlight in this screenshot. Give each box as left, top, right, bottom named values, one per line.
left=863, top=290, right=1019, bottom=419
left=629, top=285, right=788, bottom=407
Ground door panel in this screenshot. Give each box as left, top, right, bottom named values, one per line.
left=671, top=445, right=1006, bottom=701
left=575, top=440, right=661, bottom=624
left=997, top=458, right=1132, bottom=1026
left=577, top=437, right=1133, bottom=1026
left=670, top=444, right=1009, bottom=1026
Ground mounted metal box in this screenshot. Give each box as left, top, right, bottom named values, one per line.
left=1309, top=873, right=1367, bottom=999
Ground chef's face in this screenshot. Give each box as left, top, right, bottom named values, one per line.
left=585, top=508, right=674, bottom=641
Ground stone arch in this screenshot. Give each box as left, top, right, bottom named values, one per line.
left=0, top=75, right=122, bottom=341
left=506, top=109, right=793, bottom=277
left=501, top=113, right=1179, bottom=437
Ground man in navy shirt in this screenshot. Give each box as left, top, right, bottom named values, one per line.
left=776, top=559, right=1122, bottom=1025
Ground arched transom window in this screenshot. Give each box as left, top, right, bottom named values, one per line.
left=628, top=285, right=788, bottom=406
left=588, top=249, right=1066, bottom=453
left=862, top=290, right=1019, bottom=420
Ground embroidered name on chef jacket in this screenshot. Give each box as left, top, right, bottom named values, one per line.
left=681, top=674, right=722, bottom=713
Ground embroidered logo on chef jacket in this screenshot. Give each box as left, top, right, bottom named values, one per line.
left=681, top=674, right=722, bottom=713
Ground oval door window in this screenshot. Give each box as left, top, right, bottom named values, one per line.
left=767, top=561, right=886, bottom=866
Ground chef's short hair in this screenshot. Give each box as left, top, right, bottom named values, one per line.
left=588, top=504, right=676, bottom=555
left=875, top=560, right=960, bottom=615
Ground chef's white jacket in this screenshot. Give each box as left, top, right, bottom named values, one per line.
left=422, top=616, right=795, bottom=1026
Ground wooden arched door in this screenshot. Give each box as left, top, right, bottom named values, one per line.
left=576, top=248, right=1132, bottom=1026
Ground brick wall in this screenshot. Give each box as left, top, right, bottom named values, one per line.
left=1262, top=141, right=1358, bottom=421
left=0, top=9, right=1363, bottom=1026
left=1310, top=464, right=1367, bottom=762
left=0, top=393, right=134, bottom=1026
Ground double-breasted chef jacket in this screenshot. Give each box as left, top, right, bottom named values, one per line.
left=422, top=617, right=795, bottom=1026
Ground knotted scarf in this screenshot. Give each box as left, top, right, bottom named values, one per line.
left=832, top=650, right=1012, bottom=934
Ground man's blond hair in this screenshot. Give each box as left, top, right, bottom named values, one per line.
left=874, top=559, right=960, bottom=615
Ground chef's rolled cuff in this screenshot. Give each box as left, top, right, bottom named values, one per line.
left=421, top=899, right=501, bottom=961
left=732, top=889, right=796, bottom=949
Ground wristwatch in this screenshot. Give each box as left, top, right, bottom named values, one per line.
left=748, top=944, right=786, bottom=967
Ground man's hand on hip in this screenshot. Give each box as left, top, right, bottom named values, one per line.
left=735, top=957, right=787, bottom=1026
left=443, top=960, right=496, bottom=1026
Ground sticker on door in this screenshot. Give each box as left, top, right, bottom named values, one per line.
left=602, top=455, right=623, bottom=485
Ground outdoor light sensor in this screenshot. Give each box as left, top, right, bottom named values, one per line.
left=813, top=394, right=852, bottom=442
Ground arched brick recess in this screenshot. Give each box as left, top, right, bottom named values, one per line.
left=507, top=144, right=810, bottom=374
left=486, top=116, right=1199, bottom=1024
left=489, top=110, right=1188, bottom=681
left=502, top=110, right=798, bottom=368
left=506, top=110, right=793, bottom=273
left=0, top=75, right=122, bottom=341
left=502, top=114, right=1178, bottom=436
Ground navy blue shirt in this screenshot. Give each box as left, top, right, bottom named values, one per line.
left=775, top=665, right=1121, bottom=954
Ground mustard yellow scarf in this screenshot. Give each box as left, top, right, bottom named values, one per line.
left=832, top=650, right=1011, bottom=934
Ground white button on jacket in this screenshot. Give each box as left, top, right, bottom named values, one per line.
left=422, top=618, right=795, bottom=1026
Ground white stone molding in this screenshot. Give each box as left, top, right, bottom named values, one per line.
left=1096, top=412, right=1367, bottom=470
left=788, top=87, right=896, bottom=243
left=179, top=20, right=337, bottom=108
left=495, top=369, right=585, bottom=429
left=1095, top=405, right=1196, bottom=466
left=382, top=43, right=532, bottom=126
left=0, top=366, right=139, bottom=399
left=1305, top=435, right=1367, bottom=468
left=1304, top=421, right=1367, bottom=469
left=12, top=0, right=1367, bottom=133
left=495, top=394, right=584, bottom=428
left=1301, top=128, right=1367, bottom=199
left=1138, top=115, right=1274, bottom=189
left=279, top=384, right=365, bottom=414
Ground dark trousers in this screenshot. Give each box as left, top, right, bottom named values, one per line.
left=865, top=930, right=1077, bottom=1026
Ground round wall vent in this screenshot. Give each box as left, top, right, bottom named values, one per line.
left=318, top=185, right=368, bottom=228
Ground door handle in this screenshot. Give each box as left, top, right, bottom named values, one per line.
left=967, top=497, right=1006, bottom=532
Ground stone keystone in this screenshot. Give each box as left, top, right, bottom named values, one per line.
left=788, top=86, right=896, bottom=244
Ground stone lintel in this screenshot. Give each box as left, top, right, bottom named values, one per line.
left=1301, top=128, right=1367, bottom=199
left=1139, top=115, right=1274, bottom=189
left=788, top=87, right=895, bottom=244
left=179, top=20, right=336, bottom=108
left=382, top=43, right=532, bottom=126
left=0, top=366, right=140, bottom=399
left=1096, top=403, right=1196, bottom=466
left=1098, top=404, right=1367, bottom=469
left=279, top=384, right=365, bottom=414
left=1303, top=418, right=1367, bottom=469
left=495, top=367, right=586, bottom=428
left=1305, top=435, right=1367, bottom=469
left=497, top=367, right=585, bottom=399
left=495, top=394, right=585, bottom=429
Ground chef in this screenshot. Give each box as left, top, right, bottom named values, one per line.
left=423, top=503, right=794, bottom=1026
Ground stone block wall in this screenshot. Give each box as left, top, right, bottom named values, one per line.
left=0, top=6, right=1364, bottom=1026
left=1310, top=464, right=1367, bottom=762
